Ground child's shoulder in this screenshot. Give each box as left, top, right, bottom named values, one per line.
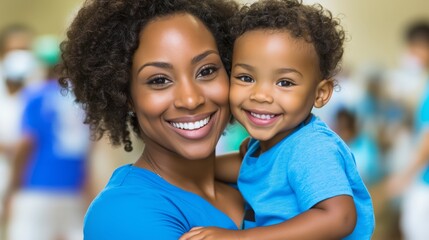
left=296, top=115, right=336, bottom=139
left=291, top=115, right=347, bottom=149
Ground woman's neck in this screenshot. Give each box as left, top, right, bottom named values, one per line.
left=134, top=143, right=217, bottom=198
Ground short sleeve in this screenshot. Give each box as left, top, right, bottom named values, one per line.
left=287, top=136, right=353, bottom=211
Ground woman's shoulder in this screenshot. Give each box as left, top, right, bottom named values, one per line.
left=83, top=165, right=188, bottom=239
left=92, top=164, right=176, bottom=205
left=83, top=165, right=241, bottom=239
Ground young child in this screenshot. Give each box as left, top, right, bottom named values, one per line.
left=180, top=0, right=375, bottom=239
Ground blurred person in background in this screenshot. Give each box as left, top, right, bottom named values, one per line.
left=0, top=50, right=37, bottom=240
left=385, top=20, right=429, bottom=240
left=4, top=35, right=92, bottom=240
left=0, top=24, right=35, bottom=240
left=0, top=24, right=34, bottom=98
left=334, top=107, right=383, bottom=187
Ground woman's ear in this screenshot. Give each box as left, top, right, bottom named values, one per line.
left=314, top=79, right=334, bottom=108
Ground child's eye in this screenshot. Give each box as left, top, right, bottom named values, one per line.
left=197, top=65, right=219, bottom=78
left=277, top=79, right=295, bottom=87
left=147, top=76, right=172, bottom=88
left=235, top=75, right=254, bottom=83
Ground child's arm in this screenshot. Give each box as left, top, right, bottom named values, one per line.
left=180, top=195, right=356, bottom=240
left=215, top=138, right=249, bottom=183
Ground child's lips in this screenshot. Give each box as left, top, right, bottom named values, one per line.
left=245, top=110, right=280, bottom=126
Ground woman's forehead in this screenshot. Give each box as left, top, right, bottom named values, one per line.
left=135, top=14, right=218, bottom=58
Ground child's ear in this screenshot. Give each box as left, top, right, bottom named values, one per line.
left=314, top=79, right=334, bottom=108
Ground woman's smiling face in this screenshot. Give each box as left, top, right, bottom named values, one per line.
left=130, top=13, right=230, bottom=160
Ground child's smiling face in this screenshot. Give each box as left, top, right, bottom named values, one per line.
left=230, top=30, right=333, bottom=150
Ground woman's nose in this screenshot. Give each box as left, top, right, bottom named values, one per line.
left=174, top=80, right=205, bottom=110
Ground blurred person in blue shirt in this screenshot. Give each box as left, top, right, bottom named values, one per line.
left=386, top=20, right=429, bottom=240
left=334, top=107, right=383, bottom=187
left=4, top=36, right=92, bottom=240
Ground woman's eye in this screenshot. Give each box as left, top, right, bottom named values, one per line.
left=147, top=76, right=171, bottom=88
left=197, top=66, right=218, bottom=78
left=277, top=79, right=295, bottom=87
left=236, top=75, right=254, bottom=83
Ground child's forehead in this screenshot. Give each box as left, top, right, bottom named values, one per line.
left=238, top=29, right=313, bottom=45
left=235, top=29, right=318, bottom=59
left=233, top=30, right=322, bottom=78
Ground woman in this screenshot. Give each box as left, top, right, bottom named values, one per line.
left=59, top=0, right=243, bottom=239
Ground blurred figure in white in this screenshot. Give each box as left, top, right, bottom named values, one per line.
left=0, top=50, right=37, bottom=240
left=0, top=25, right=34, bottom=99
left=4, top=35, right=92, bottom=240
left=385, top=20, right=429, bottom=240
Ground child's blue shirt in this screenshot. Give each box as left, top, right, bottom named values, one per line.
left=238, top=115, right=375, bottom=239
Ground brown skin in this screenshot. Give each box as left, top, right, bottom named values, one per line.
left=214, top=138, right=249, bottom=183
left=181, top=196, right=355, bottom=240
left=181, top=30, right=357, bottom=240
left=0, top=30, right=32, bottom=58
left=130, top=14, right=244, bottom=227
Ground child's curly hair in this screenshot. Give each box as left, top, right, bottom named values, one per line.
left=58, top=0, right=239, bottom=152
left=230, top=0, right=345, bottom=80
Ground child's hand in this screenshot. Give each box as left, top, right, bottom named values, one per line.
left=179, top=226, right=242, bottom=240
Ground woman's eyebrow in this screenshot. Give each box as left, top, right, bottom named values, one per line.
left=136, top=50, right=218, bottom=74
left=136, top=62, right=173, bottom=74
left=191, top=50, right=218, bottom=65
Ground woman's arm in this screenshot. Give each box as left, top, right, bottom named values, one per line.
left=215, top=138, right=249, bottom=183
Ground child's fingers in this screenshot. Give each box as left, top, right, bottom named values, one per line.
left=190, top=227, right=204, bottom=231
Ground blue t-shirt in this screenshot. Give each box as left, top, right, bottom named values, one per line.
left=84, top=164, right=239, bottom=240
left=20, top=80, right=89, bottom=191
left=238, top=115, right=374, bottom=239
left=415, top=82, right=429, bottom=184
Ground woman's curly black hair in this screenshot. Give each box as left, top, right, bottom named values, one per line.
left=58, top=0, right=239, bottom=152
left=230, top=0, right=345, bottom=80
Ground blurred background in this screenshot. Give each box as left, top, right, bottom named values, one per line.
left=0, top=0, right=428, bottom=239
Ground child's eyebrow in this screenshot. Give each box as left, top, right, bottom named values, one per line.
left=232, top=63, right=254, bottom=71
left=233, top=63, right=302, bottom=77
left=276, top=68, right=302, bottom=76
